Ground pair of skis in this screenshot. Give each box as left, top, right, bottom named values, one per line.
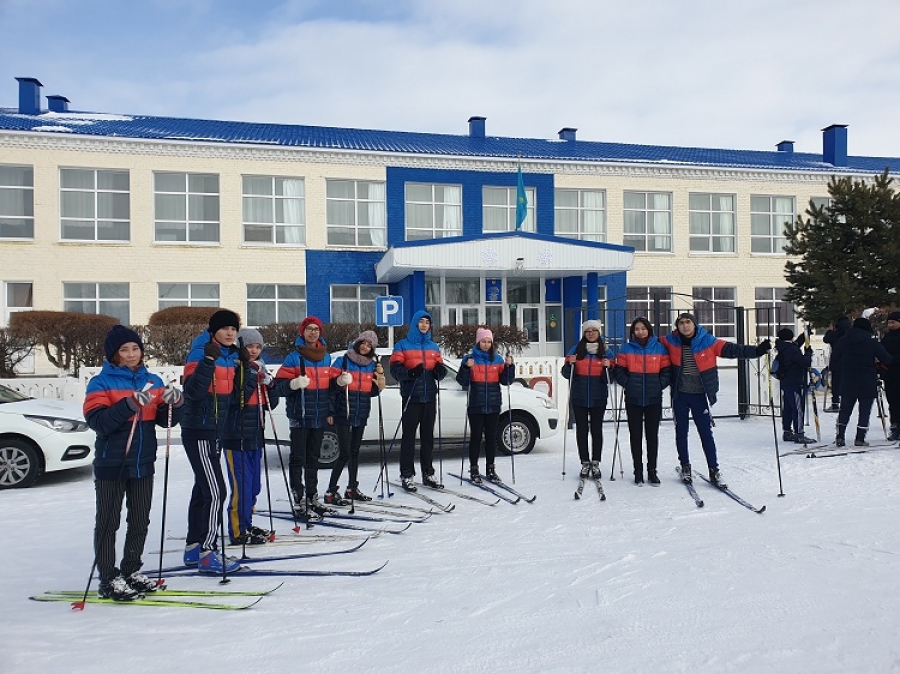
left=574, top=472, right=606, bottom=501
left=675, top=467, right=765, bottom=514
left=447, top=473, right=537, bottom=504
left=33, top=584, right=283, bottom=611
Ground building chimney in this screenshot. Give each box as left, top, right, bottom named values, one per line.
left=776, top=140, right=794, bottom=153
left=15, top=77, right=42, bottom=115
left=822, top=124, right=848, bottom=166
left=558, top=127, right=577, bottom=141
left=468, top=116, right=486, bottom=138
left=47, top=95, right=70, bottom=113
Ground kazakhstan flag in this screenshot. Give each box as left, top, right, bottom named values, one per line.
left=515, top=163, right=527, bottom=230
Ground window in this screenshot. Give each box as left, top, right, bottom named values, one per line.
left=626, top=286, right=673, bottom=326
left=405, top=183, right=462, bottom=241
left=0, top=165, right=34, bottom=239
left=554, top=189, right=606, bottom=241
left=751, top=195, right=794, bottom=254
left=692, top=287, right=736, bottom=339
left=158, top=283, right=220, bottom=309
left=154, top=172, right=220, bottom=243
left=623, top=191, right=672, bottom=252
left=331, top=284, right=387, bottom=323
left=326, top=180, right=386, bottom=247
left=445, top=279, right=479, bottom=326
left=247, top=284, right=306, bottom=326
left=242, top=176, right=305, bottom=245
left=689, top=193, right=735, bottom=253
left=64, top=282, right=129, bottom=324
left=755, top=288, right=797, bottom=339
left=3, top=282, right=33, bottom=326
left=425, top=278, right=443, bottom=329
left=483, top=186, right=536, bottom=232
left=60, top=169, right=130, bottom=241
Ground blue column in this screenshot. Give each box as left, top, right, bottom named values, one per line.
left=408, top=270, right=426, bottom=320
left=562, top=275, right=584, bottom=349
left=586, top=272, right=600, bottom=320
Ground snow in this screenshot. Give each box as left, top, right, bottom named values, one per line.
left=2, top=377, right=900, bottom=674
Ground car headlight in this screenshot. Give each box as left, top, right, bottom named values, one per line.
left=25, top=415, right=90, bottom=433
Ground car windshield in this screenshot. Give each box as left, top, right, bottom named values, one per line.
left=0, top=384, right=29, bottom=404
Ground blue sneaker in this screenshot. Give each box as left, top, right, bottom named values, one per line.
left=197, top=549, right=242, bottom=574
left=183, top=543, right=200, bottom=566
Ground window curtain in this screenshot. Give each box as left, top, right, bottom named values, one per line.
left=368, top=183, right=386, bottom=246
left=281, top=179, right=305, bottom=244
left=442, top=185, right=461, bottom=236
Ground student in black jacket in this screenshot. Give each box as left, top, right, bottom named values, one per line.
left=774, top=329, right=814, bottom=444
left=823, top=315, right=851, bottom=412
left=880, top=311, right=900, bottom=441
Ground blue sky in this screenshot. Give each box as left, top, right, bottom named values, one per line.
left=2, top=0, right=900, bottom=157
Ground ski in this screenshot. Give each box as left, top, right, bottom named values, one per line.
left=31, top=594, right=262, bottom=610
left=806, top=444, right=900, bottom=459
left=592, top=475, right=607, bottom=501
left=781, top=441, right=897, bottom=456
left=164, top=560, right=388, bottom=578
left=416, top=481, right=501, bottom=506
left=488, top=479, right=537, bottom=503
left=692, top=471, right=765, bottom=514
left=328, top=508, right=431, bottom=524
left=261, top=510, right=412, bottom=535
left=46, top=584, right=282, bottom=598
left=675, top=466, right=704, bottom=508
left=448, top=473, right=519, bottom=504
left=574, top=477, right=586, bottom=500
left=387, top=481, right=456, bottom=511
left=345, top=501, right=436, bottom=516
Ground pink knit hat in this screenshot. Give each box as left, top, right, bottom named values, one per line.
left=475, top=327, right=493, bottom=344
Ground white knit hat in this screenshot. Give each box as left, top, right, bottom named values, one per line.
left=581, top=320, right=602, bottom=335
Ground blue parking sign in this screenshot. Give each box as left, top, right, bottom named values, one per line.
left=375, top=295, right=404, bottom=326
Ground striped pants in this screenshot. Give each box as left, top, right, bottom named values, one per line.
left=93, top=475, right=154, bottom=582
left=183, top=434, right=225, bottom=551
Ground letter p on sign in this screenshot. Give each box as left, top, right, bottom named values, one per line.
left=375, top=295, right=404, bottom=327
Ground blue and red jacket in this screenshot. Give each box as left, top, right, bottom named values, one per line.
left=222, top=361, right=280, bottom=450
left=273, top=337, right=335, bottom=429
left=561, top=345, right=613, bottom=408
left=613, top=336, right=671, bottom=407
left=330, top=353, right=381, bottom=427
left=181, top=332, right=241, bottom=437
left=389, top=310, right=446, bottom=403
left=455, top=347, right=514, bottom=415
left=661, top=325, right=757, bottom=404
left=84, top=361, right=183, bottom=480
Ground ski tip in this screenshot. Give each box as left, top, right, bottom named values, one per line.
left=574, top=492, right=581, bottom=499
left=757, top=506, right=767, bottom=513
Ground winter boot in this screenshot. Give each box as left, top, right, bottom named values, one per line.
left=126, top=572, right=158, bottom=594
left=183, top=543, right=201, bottom=567
left=98, top=575, right=140, bottom=601
left=308, top=493, right=333, bottom=516
left=647, top=469, right=660, bottom=486
left=680, top=463, right=692, bottom=483
left=854, top=427, right=869, bottom=447
left=486, top=464, right=501, bottom=483
left=292, top=500, right=323, bottom=522
left=590, top=461, right=601, bottom=478
left=709, top=467, right=727, bottom=489
left=634, top=470, right=644, bottom=485
left=783, top=430, right=795, bottom=442
left=469, top=465, right=483, bottom=484
left=324, top=488, right=350, bottom=507
left=423, top=473, right=444, bottom=489
left=345, top=486, right=373, bottom=501
left=400, top=476, right=417, bottom=492
left=579, top=462, right=591, bottom=478
left=198, top=549, right=242, bottom=575
left=248, top=525, right=273, bottom=540
left=889, top=425, right=900, bottom=442
left=835, top=423, right=846, bottom=447
left=794, top=433, right=816, bottom=445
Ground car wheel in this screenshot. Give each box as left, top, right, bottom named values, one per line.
left=0, top=438, right=44, bottom=489
left=497, top=415, right=537, bottom=455
left=317, top=430, right=340, bottom=468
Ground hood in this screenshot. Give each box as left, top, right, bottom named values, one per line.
left=407, top=310, right=433, bottom=345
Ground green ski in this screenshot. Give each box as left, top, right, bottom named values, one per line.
left=30, top=594, right=263, bottom=610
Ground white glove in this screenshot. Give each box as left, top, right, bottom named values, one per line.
left=255, top=362, right=273, bottom=386
left=337, top=372, right=353, bottom=387
left=132, top=389, right=153, bottom=407
left=162, top=385, right=182, bottom=406
left=290, top=375, right=310, bottom=390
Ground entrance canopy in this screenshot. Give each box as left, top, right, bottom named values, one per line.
left=375, top=231, right=634, bottom=283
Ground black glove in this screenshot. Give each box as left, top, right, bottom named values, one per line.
left=408, top=363, right=424, bottom=379
left=238, top=346, right=252, bottom=364
left=433, top=363, right=446, bottom=379
left=204, top=341, right=221, bottom=361
left=756, top=339, right=772, bottom=357
left=804, top=346, right=813, bottom=356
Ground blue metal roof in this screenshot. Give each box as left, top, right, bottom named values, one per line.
left=1, top=106, right=897, bottom=174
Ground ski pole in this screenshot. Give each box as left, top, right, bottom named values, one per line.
left=375, top=371, right=391, bottom=498
left=373, top=375, right=417, bottom=495
left=607, top=369, right=623, bottom=482
left=436, top=374, right=444, bottom=486
left=459, top=357, right=471, bottom=485
left=766, top=350, right=785, bottom=497
left=506, top=353, right=515, bottom=484
left=263, top=386, right=301, bottom=534
left=804, top=328, right=821, bottom=442
left=257, top=376, right=275, bottom=541
left=154, top=387, right=174, bottom=589
left=561, top=357, right=575, bottom=479
left=213, top=368, right=230, bottom=586
left=876, top=380, right=889, bottom=440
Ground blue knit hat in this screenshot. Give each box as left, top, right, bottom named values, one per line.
left=104, top=325, right=143, bottom=362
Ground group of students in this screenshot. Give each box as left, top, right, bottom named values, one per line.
left=561, top=313, right=771, bottom=490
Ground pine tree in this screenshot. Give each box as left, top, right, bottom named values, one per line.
left=784, top=169, right=900, bottom=326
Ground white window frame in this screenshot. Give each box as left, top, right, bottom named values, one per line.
left=326, top=180, right=386, bottom=248
left=755, top=287, right=797, bottom=339
left=623, top=191, right=672, bottom=252
left=692, top=287, right=736, bottom=339
left=154, top=172, right=220, bottom=244
left=63, top=282, right=130, bottom=324
left=626, top=286, right=673, bottom=326
left=688, top=192, right=735, bottom=253
left=482, top=186, right=536, bottom=233
left=242, top=175, right=306, bottom=246
left=750, top=195, right=795, bottom=254
left=554, top=188, right=606, bottom=242
left=0, top=164, right=34, bottom=240
left=404, top=182, right=462, bottom=241
left=330, top=284, right=388, bottom=323
left=157, top=283, right=220, bottom=310
left=246, top=284, right=307, bottom=326
left=60, top=168, right=130, bottom=242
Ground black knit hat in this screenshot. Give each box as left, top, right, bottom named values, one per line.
left=675, top=312, right=696, bottom=326
left=853, top=317, right=873, bottom=333
left=104, top=324, right=143, bottom=362
left=208, top=309, right=240, bottom=335
left=888, top=311, right=900, bottom=322
left=777, top=328, right=794, bottom=341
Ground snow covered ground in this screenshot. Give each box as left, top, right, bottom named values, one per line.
left=2, top=386, right=900, bottom=674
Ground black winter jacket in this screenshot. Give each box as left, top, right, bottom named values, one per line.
left=832, top=327, right=892, bottom=398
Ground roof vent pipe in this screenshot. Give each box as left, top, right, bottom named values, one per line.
left=47, top=95, right=70, bottom=113
left=776, top=140, right=794, bottom=153
left=15, top=77, right=42, bottom=115
left=822, top=124, right=848, bottom=166
left=468, top=116, right=486, bottom=138
left=558, top=127, right=577, bottom=141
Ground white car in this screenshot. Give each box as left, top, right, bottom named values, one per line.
left=0, top=384, right=95, bottom=488
left=265, top=349, right=559, bottom=466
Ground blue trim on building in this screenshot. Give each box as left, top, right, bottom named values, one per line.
left=304, top=250, right=382, bottom=323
